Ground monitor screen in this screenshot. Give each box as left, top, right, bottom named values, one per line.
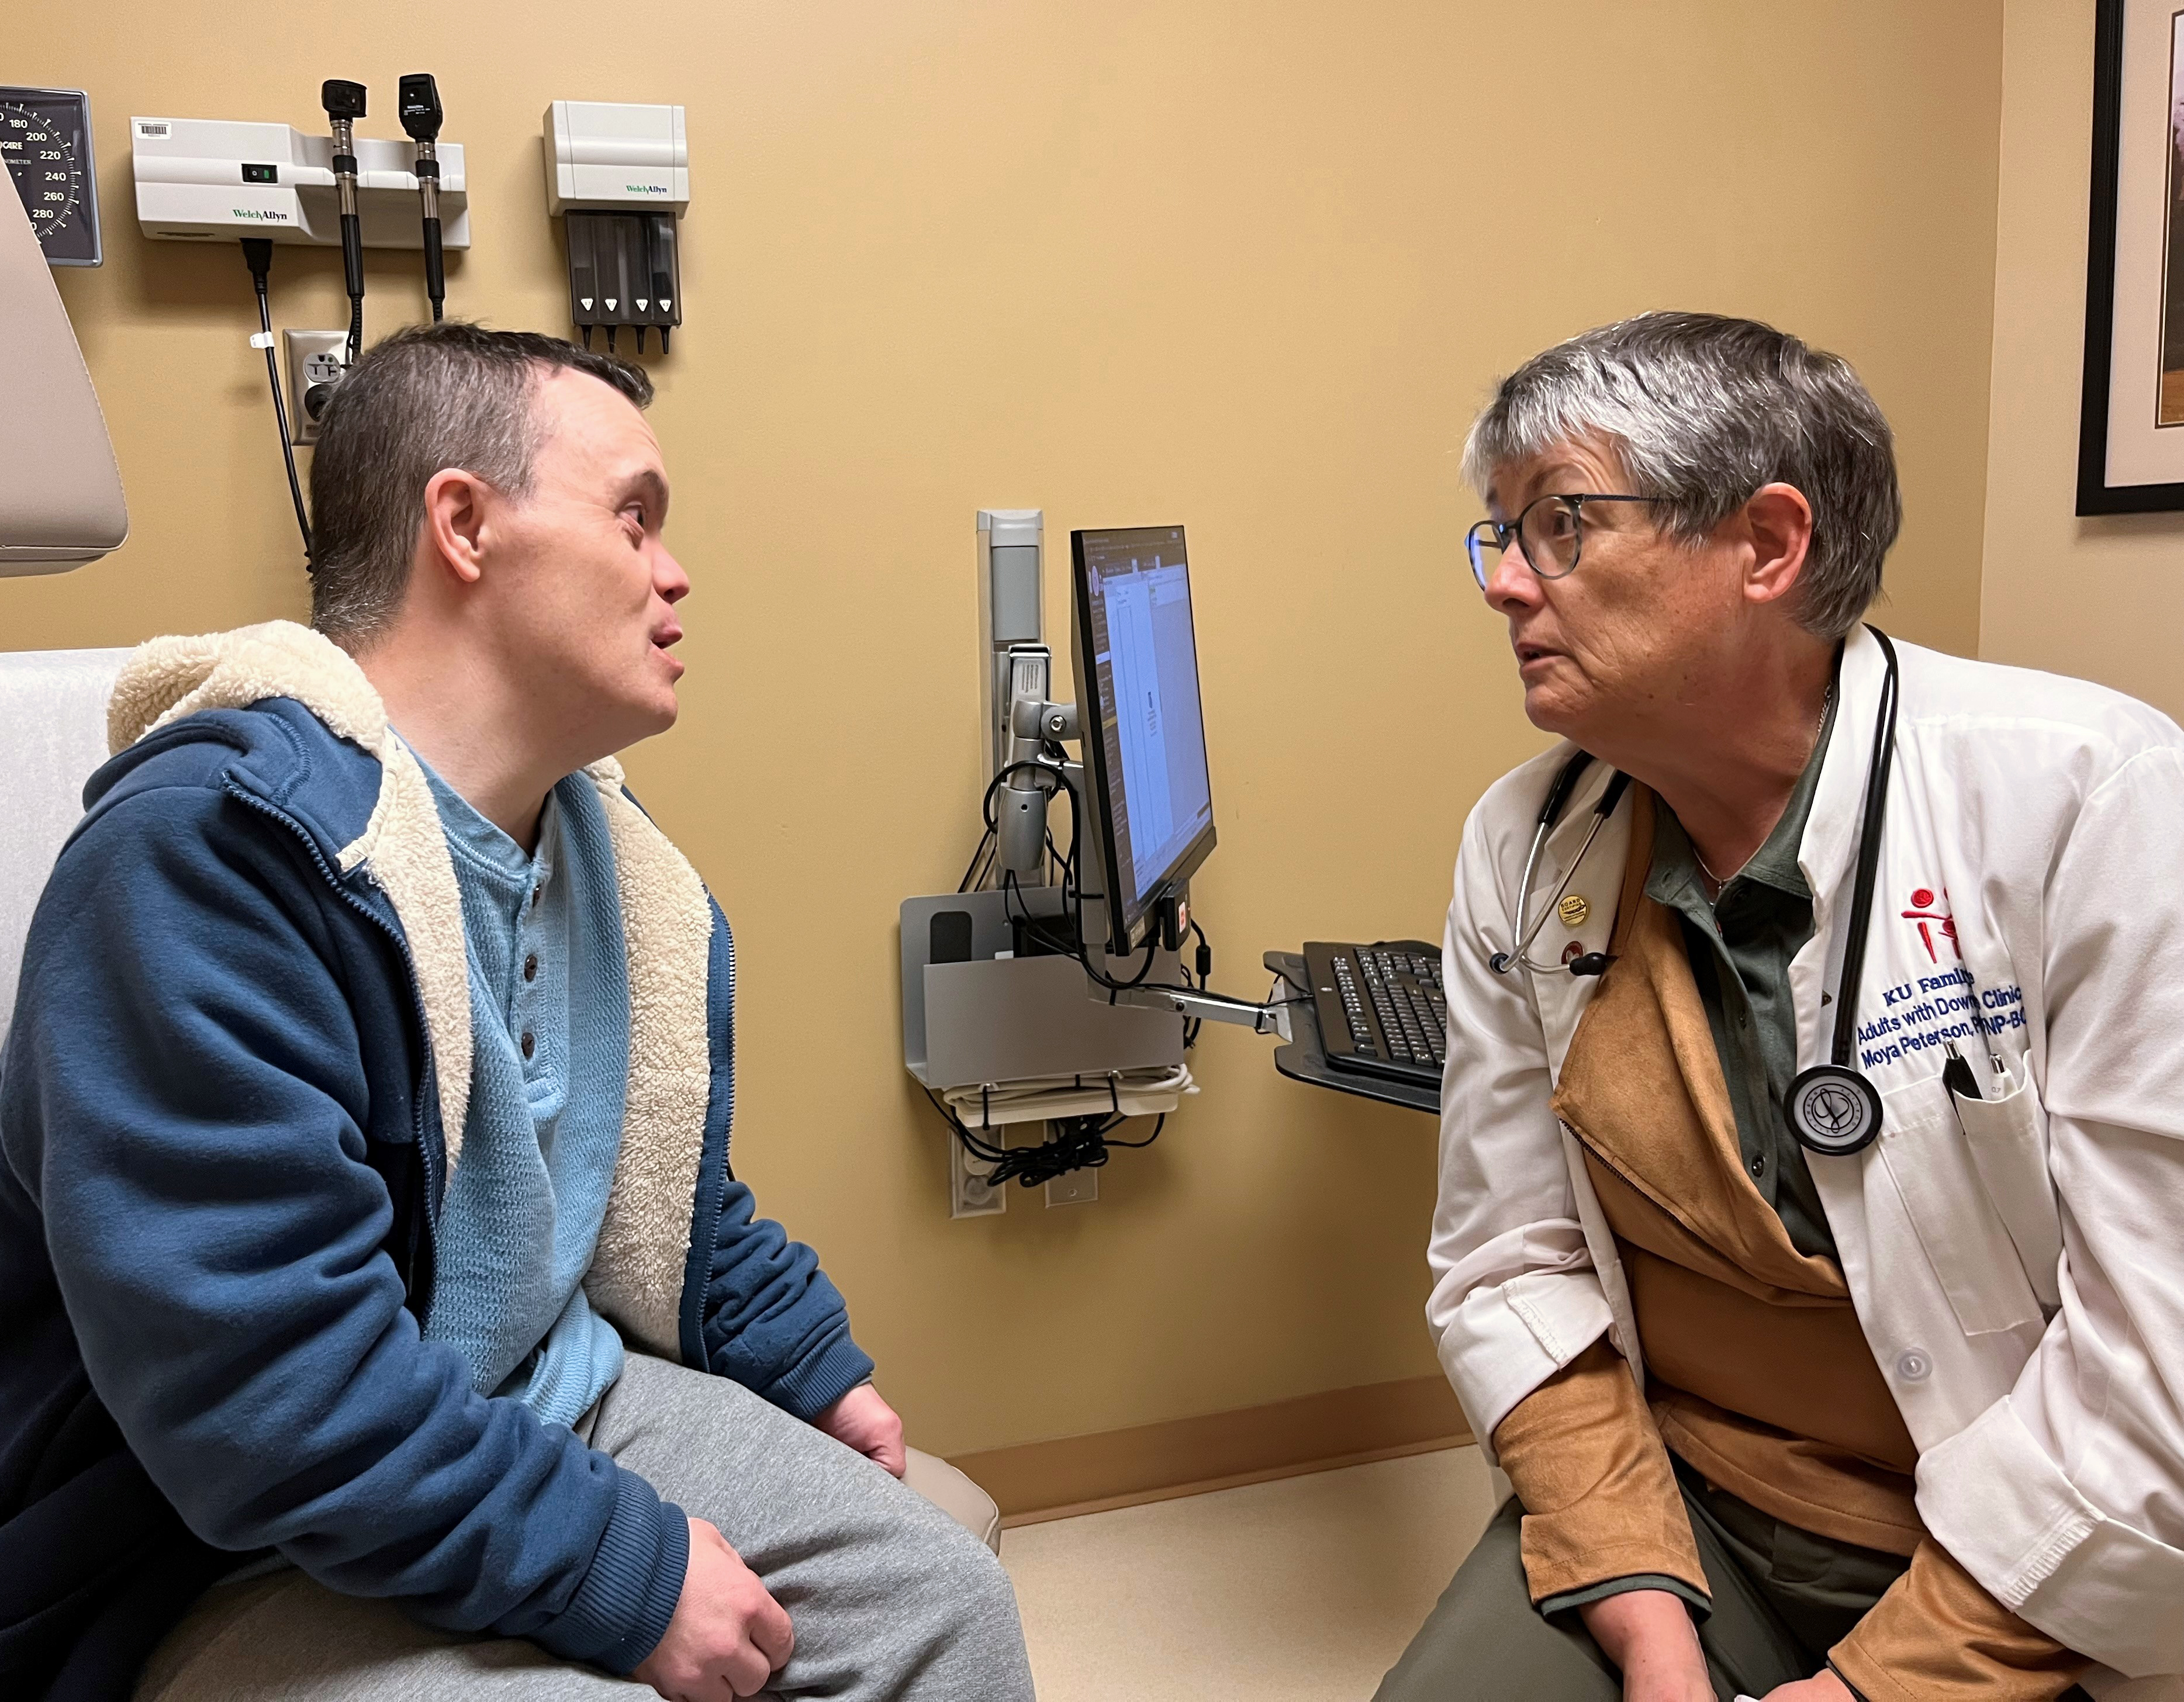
left=1071, top=525, right=1217, bottom=949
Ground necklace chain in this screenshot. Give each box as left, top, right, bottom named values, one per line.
left=1694, top=686, right=1834, bottom=893
left=1691, top=842, right=1736, bottom=888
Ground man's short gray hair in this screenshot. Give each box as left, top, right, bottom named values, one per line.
left=1461, top=311, right=1900, bottom=640
left=307, top=322, right=653, bottom=646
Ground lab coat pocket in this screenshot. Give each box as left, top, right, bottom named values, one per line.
left=1948, top=1058, right=2062, bottom=1316
left=1875, top=1075, right=2045, bottom=1338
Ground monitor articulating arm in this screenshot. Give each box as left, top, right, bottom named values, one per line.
left=991, top=666, right=1291, bottom=1041
left=1107, top=975, right=1295, bottom=1042
left=994, top=673, right=1076, bottom=880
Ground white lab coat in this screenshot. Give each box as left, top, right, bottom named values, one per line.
left=1430, top=627, right=2184, bottom=1692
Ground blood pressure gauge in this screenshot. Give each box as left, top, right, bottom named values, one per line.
left=0, top=87, right=102, bottom=266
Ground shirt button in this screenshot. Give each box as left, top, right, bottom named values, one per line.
left=524, top=953, right=538, bottom=983
left=520, top=1031, right=535, bottom=1061
left=1749, top=1155, right=1765, bottom=1177
left=531, top=884, right=544, bottom=910
left=1896, top=1349, right=1932, bottom=1382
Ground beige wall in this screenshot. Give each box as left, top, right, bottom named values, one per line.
left=1982, top=0, right=2184, bottom=714
left=4, top=0, right=2004, bottom=1455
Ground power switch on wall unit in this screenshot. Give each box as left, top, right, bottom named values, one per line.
left=544, top=101, right=687, bottom=357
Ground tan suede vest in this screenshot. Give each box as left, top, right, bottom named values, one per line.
left=1550, top=787, right=1924, bottom=1555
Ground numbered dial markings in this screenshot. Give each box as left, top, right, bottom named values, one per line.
left=0, top=89, right=99, bottom=264
left=2, top=106, right=84, bottom=245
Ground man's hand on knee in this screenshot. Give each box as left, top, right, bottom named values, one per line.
left=1578, top=1587, right=1713, bottom=1702
left=633, top=1517, right=793, bottom=1700
left=813, top=1382, right=906, bottom=1478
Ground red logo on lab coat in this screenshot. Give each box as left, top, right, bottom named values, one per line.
left=1903, top=888, right=1958, bottom=963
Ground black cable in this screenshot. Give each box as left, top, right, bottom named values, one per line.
left=922, top=1087, right=1007, bottom=1162
left=1104, top=1113, right=1166, bottom=1150
left=241, top=240, right=313, bottom=565
left=980, top=760, right=1158, bottom=990
left=957, top=825, right=996, bottom=894
left=1184, top=917, right=1211, bottom=1047
left=984, top=1116, right=1106, bottom=1187
left=974, top=760, right=1300, bottom=1022
left=921, top=1086, right=1166, bottom=1188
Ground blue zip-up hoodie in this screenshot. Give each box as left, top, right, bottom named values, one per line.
left=0, top=623, right=876, bottom=1700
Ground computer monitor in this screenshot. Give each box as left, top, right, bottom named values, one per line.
left=1070, top=525, right=1218, bottom=952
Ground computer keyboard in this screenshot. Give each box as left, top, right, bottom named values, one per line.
left=1302, top=940, right=1446, bottom=1089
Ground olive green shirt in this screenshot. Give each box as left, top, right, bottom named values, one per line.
left=1644, top=690, right=1841, bottom=1263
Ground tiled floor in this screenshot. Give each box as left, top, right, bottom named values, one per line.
left=1002, top=1446, right=1500, bottom=1701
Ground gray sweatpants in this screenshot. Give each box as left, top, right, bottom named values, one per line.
left=132, top=1352, right=1034, bottom=1702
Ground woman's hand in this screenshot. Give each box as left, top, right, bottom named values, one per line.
left=1579, top=1588, right=1714, bottom=1702
left=1757, top=1675, right=1854, bottom=1701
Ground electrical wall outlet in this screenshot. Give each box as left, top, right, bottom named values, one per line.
left=282, top=328, right=347, bottom=445
left=1045, top=1162, right=1097, bottom=1208
left=949, top=1139, right=1005, bottom=1219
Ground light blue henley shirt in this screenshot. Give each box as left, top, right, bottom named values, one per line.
left=415, top=755, right=632, bottom=1428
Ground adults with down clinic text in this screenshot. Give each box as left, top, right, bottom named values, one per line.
left=1374, top=312, right=2184, bottom=1702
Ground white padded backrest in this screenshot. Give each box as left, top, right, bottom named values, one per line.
left=0, top=648, right=128, bottom=1048
left=0, top=162, right=127, bottom=573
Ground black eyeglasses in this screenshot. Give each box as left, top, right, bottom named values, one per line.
left=1464, top=493, right=1668, bottom=591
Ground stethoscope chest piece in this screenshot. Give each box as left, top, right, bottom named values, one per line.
left=1786, top=1063, right=1884, bottom=1157
left=1779, top=625, right=1903, bottom=1160
left=1490, top=628, right=1911, bottom=1159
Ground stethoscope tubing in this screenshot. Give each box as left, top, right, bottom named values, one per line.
left=1490, top=760, right=1631, bottom=975
left=1826, top=628, right=1899, bottom=1070
left=1486, top=628, right=1923, bottom=1156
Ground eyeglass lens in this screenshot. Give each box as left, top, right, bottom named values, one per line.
left=1467, top=497, right=1582, bottom=589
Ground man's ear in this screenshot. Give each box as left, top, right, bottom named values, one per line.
left=1741, top=482, right=1815, bottom=608
left=419, top=468, right=493, bottom=589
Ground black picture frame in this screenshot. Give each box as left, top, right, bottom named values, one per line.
left=2079, top=0, right=2184, bottom=512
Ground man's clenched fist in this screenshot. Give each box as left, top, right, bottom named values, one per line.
left=633, top=1517, right=793, bottom=1700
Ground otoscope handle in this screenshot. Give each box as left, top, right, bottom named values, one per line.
left=340, top=213, right=364, bottom=300
left=422, top=220, right=445, bottom=317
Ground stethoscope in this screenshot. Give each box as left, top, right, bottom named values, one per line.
left=1489, top=627, right=1903, bottom=1158
left=1488, top=757, right=1631, bottom=978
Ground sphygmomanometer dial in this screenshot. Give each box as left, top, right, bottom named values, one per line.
left=0, top=88, right=103, bottom=267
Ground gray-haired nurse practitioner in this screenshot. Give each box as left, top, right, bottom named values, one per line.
left=1377, top=313, right=2184, bottom=1702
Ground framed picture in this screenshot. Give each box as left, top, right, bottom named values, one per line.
left=2079, top=0, right=2184, bottom=513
